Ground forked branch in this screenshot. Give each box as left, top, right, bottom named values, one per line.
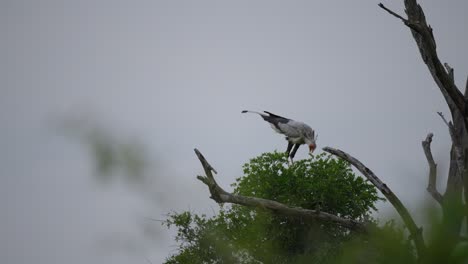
left=194, top=148, right=367, bottom=232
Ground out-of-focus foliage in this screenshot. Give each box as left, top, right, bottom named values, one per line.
left=86, top=131, right=147, bottom=183
left=420, top=199, right=468, bottom=264
left=337, top=202, right=468, bottom=264
left=337, top=220, right=415, bottom=264
left=164, top=152, right=390, bottom=263
left=60, top=117, right=148, bottom=184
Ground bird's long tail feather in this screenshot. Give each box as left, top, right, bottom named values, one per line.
left=241, top=110, right=268, bottom=116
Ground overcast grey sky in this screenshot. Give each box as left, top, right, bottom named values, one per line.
left=2, top=0, right=468, bottom=263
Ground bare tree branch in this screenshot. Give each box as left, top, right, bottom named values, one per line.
left=437, top=111, right=458, bottom=146
left=404, top=1, right=466, bottom=117
left=377, top=3, right=407, bottom=23
left=194, top=149, right=227, bottom=203
left=379, top=1, right=468, bottom=130
left=323, top=147, right=426, bottom=258
left=437, top=112, right=453, bottom=130
left=194, top=148, right=368, bottom=232
left=421, top=133, right=443, bottom=204
left=377, top=3, right=420, bottom=32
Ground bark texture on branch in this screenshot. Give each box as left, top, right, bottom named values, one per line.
left=194, top=149, right=368, bottom=232
left=323, top=147, right=426, bottom=259
left=422, top=133, right=443, bottom=205
left=437, top=112, right=465, bottom=195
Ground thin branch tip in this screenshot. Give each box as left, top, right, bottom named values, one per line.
left=437, top=112, right=454, bottom=129
left=444, top=63, right=453, bottom=73
left=425, top=133, right=433, bottom=142
left=197, top=175, right=209, bottom=184
left=193, top=148, right=201, bottom=156
left=378, top=3, right=409, bottom=23
left=194, top=148, right=218, bottom=174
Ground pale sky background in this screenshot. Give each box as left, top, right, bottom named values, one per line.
left=2, top=0, right=468, bottom=263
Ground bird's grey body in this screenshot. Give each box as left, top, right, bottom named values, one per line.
left=242, top=110, right=317, bottom=161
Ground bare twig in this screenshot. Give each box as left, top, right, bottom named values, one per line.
left=437, top=111, right=459, bottom=148
left=194, top=148, right=368, bottom=232
left=444, top=63, right=454, bottom=83
left=437, top=111, right=452, bottom=128
left=144, top=256, right=153, bottom=264
left=377, top=3, right=421, bottom=33
left=378, top=3, right=408, bottom=23
left=323, top=147, right=426, bottom=258
left=421, top=133, right=443, bottom=204
left=144, top=217, right=165, bottom=222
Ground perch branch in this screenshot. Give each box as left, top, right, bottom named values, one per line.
left=421, top=133, right=443, bottom=204
left=194, top=148, right=367, bottom=232
left=323, top=147, right=426, bottom=258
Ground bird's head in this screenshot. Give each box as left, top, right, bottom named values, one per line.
left=307, top=132, right=318, bottom=154
left=308, top=143, right=316, bottom=154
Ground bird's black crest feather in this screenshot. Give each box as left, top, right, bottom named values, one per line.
left=261, top=111, right=290, bottom=131
left=264, top=111, right=288, bottom=119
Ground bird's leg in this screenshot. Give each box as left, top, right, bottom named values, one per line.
left=290, top=144, right=300, bottom=158
left=286, top=141, right=293, bottom=156
left=289, top=144, right=301, bottom=164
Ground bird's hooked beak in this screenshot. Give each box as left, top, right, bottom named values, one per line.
left=309, top=143, right=316, bottom=154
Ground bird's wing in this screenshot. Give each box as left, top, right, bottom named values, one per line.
left=258, top=112, right=290, bottom=133
left=243, top=110, right=302, bottom=137
left=277, top=121, right=302, bottom=138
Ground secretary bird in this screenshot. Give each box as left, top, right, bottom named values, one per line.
left=241, top=110, right=317, bottom=162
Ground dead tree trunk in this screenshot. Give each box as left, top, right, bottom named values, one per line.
left=379, top=0, right=468, bottom=258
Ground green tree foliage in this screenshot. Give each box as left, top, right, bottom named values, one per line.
left=164, top=152, right=394, bottom=263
